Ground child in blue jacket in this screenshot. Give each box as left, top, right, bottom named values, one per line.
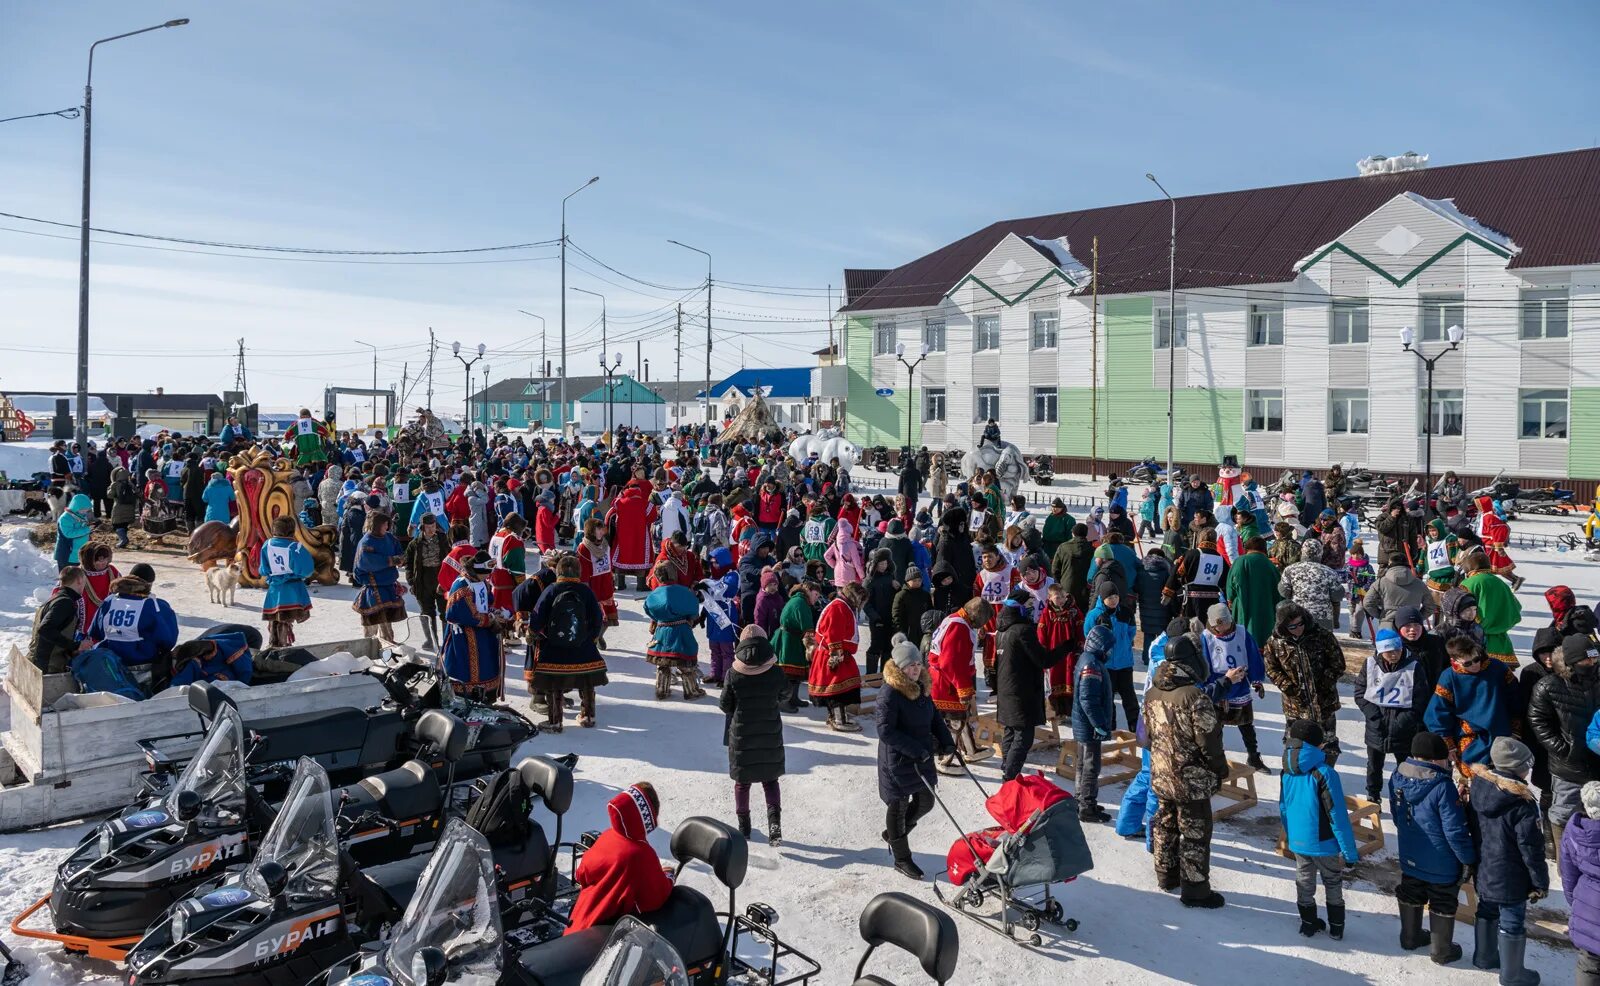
left=1083, top=583, right=1139, bottom=731
left=1391, top=730, right=1478, bottom=965
left=1072, top=619, right=1116, bottom=824
left=1280, top=720, right=1360, bottom=940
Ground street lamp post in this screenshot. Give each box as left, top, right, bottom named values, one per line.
left=560, top=177, right=599, bottom=437
left=668, top=240, right=712, bottom=425
left=0, top=106, right=82, bottom=124
left=894, top=342, right=929, bottom=454
left=1145, top=172, right=1178, bottom=483
left=354, top=340, right=378, bottom=427
left=1400, top=322, right=1464, bottom=515
left=482, top=364, right=492, bottom=433
left=76, top=18, right=190, bottom=447
left=452, top=341, right=486, bottom=439
left=517, top=310, right=546, bottom=427
left=599, top=351, right=623, bottom=440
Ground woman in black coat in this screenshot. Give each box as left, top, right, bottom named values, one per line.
left=181, top=453, right=206, bottom=528
left=721, top=626, right=787, bottom=844
left=339, top=495, right=367, bottom=580
left=85, top=448, right=113, bottom=519
left=994, top=593, right=1054, bottom=780
left=876, top=633, right=956, bottom=881
left=930, top=506, right=975, bottom=614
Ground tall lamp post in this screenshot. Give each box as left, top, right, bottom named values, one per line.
left=76, top=18, right=190, bottom=447
left=1145, top=172, right=1178, bottom=483
left=517, top=309, right=546, bottom=427
left=894, top=342, right=929, bottom=453
left=560, top=177, right=599, bottom=436
left=354, top=340, right=378, bottom=428
left=668, top=239, right=712, bottom=424
left=1400, top=322, right=1464, bottom=515
left=452, top=341, right=485, bottom=438
left=599, top=351, right=623, bottom=441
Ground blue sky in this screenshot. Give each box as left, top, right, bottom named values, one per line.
left=2, top=0, right=1596, bottom=414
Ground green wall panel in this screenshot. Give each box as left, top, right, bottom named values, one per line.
left=1571, top=388, right=1600, bottom=479
left=844, top=317, right=904, bottom=446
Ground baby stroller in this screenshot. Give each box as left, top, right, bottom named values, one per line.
left=924, top=769, right=1093, bottom=947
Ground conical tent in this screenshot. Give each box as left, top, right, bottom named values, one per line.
left=720, top=389, right=785, bottom=444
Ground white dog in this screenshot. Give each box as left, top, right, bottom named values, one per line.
left=206, top=562, right=240, bottom=606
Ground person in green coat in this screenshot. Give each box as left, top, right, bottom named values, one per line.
left=1232, top=504, right=1261, bottom=547
left=800, top=502, right=834, bottom=564
left=1460, top=551, right=1523, bottom=663
left=770, top=581, right=820, bottom=712
left=1225, top=535, right=1283, bottom=648
left=1041, top=498, right=1076, bottom=562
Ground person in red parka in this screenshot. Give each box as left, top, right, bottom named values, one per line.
left=928, top=597, right=990, bottom=768
left=606, top=485, right=658, bottom=591
left=756, top=480, right=785, bottom=534
left=566, top=782, right=674, bottom=933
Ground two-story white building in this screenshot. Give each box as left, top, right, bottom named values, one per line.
left=840, top=147, right=1600, bottom=493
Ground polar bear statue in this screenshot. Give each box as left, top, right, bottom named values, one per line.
left=788, top=433, right=858, bottom=472
left=968, top=440, right=1029, bottom=503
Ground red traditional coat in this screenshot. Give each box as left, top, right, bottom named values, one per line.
left=439, top=541, right=476, bottom=595
left=1475, top=495, right=1514, bottom=572
left=578, top=537, right=618, bottom=622
left=927, top=613, right=977, bottom=715
left=807, top=597, right=861, bottom=700
left=973, top=564, right=1017, bottom=670
left=1037, top=600, right=1084, bottom=712
left=647, top=542, right=703, bottom=589
left=606, top=488, right=658, bottom=573
left=487, top=528, right=525, bottom=613
left=79, top=564, right=121, bottom=636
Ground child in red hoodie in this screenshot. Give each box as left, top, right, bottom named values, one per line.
left=566, top=782, right=674, bottom=933
left=1037, top=583, right=1084, bottom=721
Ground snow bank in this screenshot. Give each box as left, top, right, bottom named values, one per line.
left=0, top=527, right=57, bottom=678
left=288, top=651, right=372, bottom=679
left=0, top=442, right=50, bottom=482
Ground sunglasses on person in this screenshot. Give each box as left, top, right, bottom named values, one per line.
left=1282, top=619, right=1305, bottom=632
left=1458, top=653, right=1488, bottom=669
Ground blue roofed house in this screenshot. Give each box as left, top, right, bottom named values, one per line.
left=698, top=367, right=816, bottom=429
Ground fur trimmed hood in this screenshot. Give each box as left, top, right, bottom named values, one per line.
left=883, top=658, right=926, bottom=699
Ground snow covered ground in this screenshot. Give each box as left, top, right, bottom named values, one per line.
left=0, top=507, right=1595, bottom=983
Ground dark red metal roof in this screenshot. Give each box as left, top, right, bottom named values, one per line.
left=843, top=148, right=1600, bottom=312
left=843, top=268, right=892, bottom=305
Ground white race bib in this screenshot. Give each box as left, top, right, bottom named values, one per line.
left=101, top=596, right=148, bottom=643
left=587, top=546, right=611, bottom=576
left=350, top=448, right=366, bottom=463
left=392, top=482, right=411, bottom=503
left=488, top=532, right=512, bottom=567
left=1427, top=541, right=1452, bottom=572
left=1194, top=553, right=1224, bottom=586
left=977, top=567, right=1012, bottom=602
left=165, top=461, right=183, bottom=479
left=264, top=543, right=293, bottom=577
left=420, top=492, right=444, bottom=519
left=803, top=519, right=827, bottom=544
left=1364, top=658, right=1417, bottom=708
left=469, top=581, right=491, bottom=612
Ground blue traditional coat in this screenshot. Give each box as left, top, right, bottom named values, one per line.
left=261, top=536, right=315, bottom=617
left=443, top=575, right=502, bottom=689
left=644, top=584, right=700, bottom=667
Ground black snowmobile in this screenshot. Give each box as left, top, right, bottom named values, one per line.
left=140, top=656, right=535, bottom=799
left=122, top=752, right=574, bottom=986
left=28, top=707, right=475, bottom=960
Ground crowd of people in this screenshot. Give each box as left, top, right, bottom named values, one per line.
left=24, top=411, right=1600, bottom=984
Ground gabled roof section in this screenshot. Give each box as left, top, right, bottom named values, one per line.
left=575, top=377, right=663, bottom=404
left=843, top=269, right=892, bottom=305
left=842, top=147, right=1600, bottom=312
left=1294, top=190, right=1521, bottom=287
left=696, top=367, right=812, bottom=400
left=943, top=232, right=1087, bottom=309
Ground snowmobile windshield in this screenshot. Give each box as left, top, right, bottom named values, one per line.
left=388, top=820, right=501, bottom=986
left=578, top=917, right=689, bottom=986
left=243, top=757, right=339, bottom=901
left=167, top=704, right=247, bottom=827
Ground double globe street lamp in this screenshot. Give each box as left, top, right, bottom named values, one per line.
left=894, top=342, right=929, bottom=455
left=1399, top=322, right=1464, bottom=515
left=453, top=342, right=486, bottom=437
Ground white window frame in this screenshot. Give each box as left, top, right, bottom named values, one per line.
left=1420, top=293, right=1464, bottom=342
left=1031, top=387, right=1058, bottom=424
left=974, top=387, right=1000, bottom=422
left=923, top=387, right=946, bottom=423
left=1248, top=302, right=1284, bottom=347
left=974, top=315, right=1000, bottom=352
left=1246, top=388, right=1284, bottom=433
left=1520, top=288, right=1569, bottom=340
left=1154, top=302, right=1187, bottom=350
left=873, top=319, right=895, bottom=356
left=1519, top=388, right=1568, bottom=440
left=1420, top=388, right=1465, bottom=438
left=1030, top=310, right=1059, bottom=350
left=1330, top=298, right=1369, bottom=345
left=923, top=318, right=946, bottom=353
left=1328, top=388, right=1369, bottom=434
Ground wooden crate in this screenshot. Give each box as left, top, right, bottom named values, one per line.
left=1211, top=761, right=1259, bottom=820
left=970, top=713, right=1004, bottom=758
left=1274, top=794, right=1384, bottom=859
left=1055, top=729, right=1142, bottom=787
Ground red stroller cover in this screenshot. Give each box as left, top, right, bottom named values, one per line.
left=945, top=773, right=1073, bottom=885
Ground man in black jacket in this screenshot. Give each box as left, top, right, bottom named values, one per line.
left=1050, top=523, right=1095, bottom=611
left=30, top=567, right=87, bottom=673
left=1376, top=499, right=1423, bottom=571
left=1528, top=634, right=1600, bottom=847
left=1395, top=604, right=1449, bottom=699
left=995, top=589, right=1054, bottom=780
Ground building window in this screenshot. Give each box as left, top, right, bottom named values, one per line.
left=873, top=320, right=895, bottom=356
left=1030, top=311, right=1059, bottom=350
left=923, top=388, right=946, bottom=422
left=975, top=387, right=1000, bottom=422
left=1154, top=302, right=1187, bottom=349
left=1420, top=293, right=1464, bottom=342
left=974, top=315, right=1000, bottom=352
left=1246, top=388, right=1283, bottom=432
left=1421, top=388, right=1465, bottom=437
left=1330, top=298, right=1369, bottom=345
left=1248, top=302, right=1283, bottom=347
left=1329, top=388, right=1369, bottom=434
left=1031, top=387, right=1058, bottom=423
left=1520, top=388, right=1568, bottom=439
left=1520, top=288, right=1569, bottom=340
left=523, top=403, right=533, bottom=419
left=923, top=318, right=946, bottom=353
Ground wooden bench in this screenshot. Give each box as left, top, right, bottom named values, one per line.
left=1055, top=729, right=1142, bottom=787
left=969, top=712, right=1060, bottom=760
left=1274, top=795, right=1384, bottom=859
left=852, top=673, right=884, bottom=715
left=1211, top=760, right=1259, bottom=820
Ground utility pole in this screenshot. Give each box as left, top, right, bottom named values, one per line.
left=675, top=305, right=683, bottom=429
left=636, top=340, right=642, bottom=382
left=233, top=338, right=249, bottom=406
left=1090, top=236, right=1099, bottom=481
left=426, top=327, right=435, bottom=414
left=667, top=240, right=711, bottom=425
left=1147, top=172, right=1178, bottom=482
left=561, top=177, right=601, bottom=436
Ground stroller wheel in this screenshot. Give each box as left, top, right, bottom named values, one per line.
left=1064, top=918, right=1080, bottom=933
left=1022, top=913, right=1040, bottom=932
left=1028, top=934, right=1043, bottom=947
left=1045, top=900, right=1064, bottom=924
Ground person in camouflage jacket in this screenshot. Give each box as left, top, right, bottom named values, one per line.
left=1262, top=601, right=1345, bottom=762
left=1145, top=631, right=1231, bottom=907
left=1278, top=539, right=1345, bottom=631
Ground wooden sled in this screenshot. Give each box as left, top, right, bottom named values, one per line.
left=1211, top=760, right=1259, bottom=820
left=1274, top=794, right=1384, bottom=859
left=1054, top=729, right=1142, bottom=788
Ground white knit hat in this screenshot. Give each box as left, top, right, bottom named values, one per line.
left=889, top=632, right=924, bottom=670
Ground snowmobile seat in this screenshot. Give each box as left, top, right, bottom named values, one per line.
left=486, top=824, right=552, bottom=890
left=669, top=816, right=747, bottom=890
left=347, top=760, right=442, bottom=824
left=515, top=926, right=611, bottom=986
left=519, top=756, right=574, bottom=816
left=413, top=709, right=469, bottom=761
left=187, top=680, right=237, bottom=723
left=366, top=851, right=432, bottom=914
left=636, top=886, right=722, bottom=969
left=850, top=892, right=959, bottom=986
left=247, top=707, right=376, bottom=762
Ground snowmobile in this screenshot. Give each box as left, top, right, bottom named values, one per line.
left=1127, top=457, right=1165, bottom=486
left=140, top=656, right=535, bottom=800
left=122, top=753, right=574, bottom=986
left=868, top=446, right=891, bottom=473
left=1026, top=457, right=1054, bottom=486
left=18, top=707, right=472, bottom=960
